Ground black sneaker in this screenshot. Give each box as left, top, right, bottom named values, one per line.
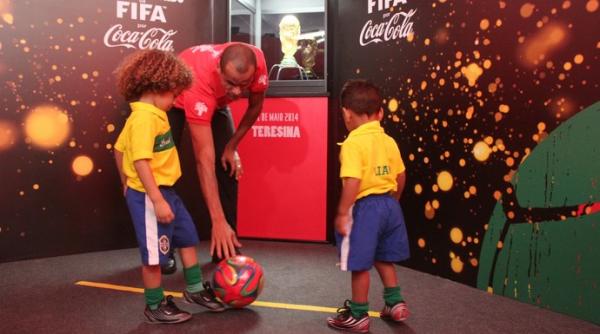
left=183, top=282, right=226, bottom=312
left=326, top=300, right=370, bottom=333
left=144, top=295, right=191, bottom=324
left=161, top=252, right=177, bottom=275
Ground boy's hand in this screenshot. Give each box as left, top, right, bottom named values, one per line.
left=122, top=184, right=127, bottom=197
left=335, top=213, right=351, bottom=236
left=153, top=198, right=175, bottom=224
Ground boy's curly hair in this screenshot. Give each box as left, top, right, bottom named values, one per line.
left=340, top=79, right=382, bottom=116
left=115, top=49, right=193, bottom=101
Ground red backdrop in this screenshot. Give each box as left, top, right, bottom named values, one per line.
left=230, top=97, right=328, bottom=241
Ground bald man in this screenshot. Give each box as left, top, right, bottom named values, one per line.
left=166, top=43, right=269, bottom=272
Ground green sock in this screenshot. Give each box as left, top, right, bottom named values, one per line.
left=183, top=263, right=203, bottom=293
left=383, top=286, right=403, bottom=306
left=144, top=287, right=164, bottom=310
left=350, top=301, right=369, bottom=318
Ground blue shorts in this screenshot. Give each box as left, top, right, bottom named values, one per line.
left=336, top=194, right=410, bottom=271
left=125, top=187, right=199, bottom=266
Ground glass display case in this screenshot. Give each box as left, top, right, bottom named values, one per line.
left=229, top=0, right=327, bottom=95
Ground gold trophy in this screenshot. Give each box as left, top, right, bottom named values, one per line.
left=279, top=15, right=301, bottom=66
left=301, top=39, right=318, bottom=78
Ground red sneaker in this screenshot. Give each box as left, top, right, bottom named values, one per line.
left=326, top=300, right=370, bottom=333
left=380, top=301, right=409, bottom=322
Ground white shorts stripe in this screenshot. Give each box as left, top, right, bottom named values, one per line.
left=339, top=205, right=353, bottom=272
left=144, top=194, right=159, bottom=265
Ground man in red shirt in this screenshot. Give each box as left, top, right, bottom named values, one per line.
left=166, top=43, right=269, bottom=272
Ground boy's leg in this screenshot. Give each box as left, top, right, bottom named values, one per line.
left=351, top=270, right=370, bottom=305
left=326, top=271, right=371, bottom=333
left=374, top=261, right=409, bottom=322
left=179, top=246, right=226, bottom=312
left=327, top=199, right=378, bottom=332
left=372, top=196, right=410, bottom=322
left=125, top=187, right=191, bottom=324
left=161, top=106, right=187, bottom=275
left=374, top=261, right=398, bottom=288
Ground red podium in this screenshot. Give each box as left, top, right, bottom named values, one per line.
left=230, top=97, right=328, bottom=241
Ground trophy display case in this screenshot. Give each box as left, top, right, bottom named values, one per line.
left=230, top=0, right=327, bottom=95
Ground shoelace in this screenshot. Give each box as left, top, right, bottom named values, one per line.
left=163, top=295, right=179, bottom=312
left=202, top=281, right=217, bottom=298
left=335, top=299, right=353, bottom=318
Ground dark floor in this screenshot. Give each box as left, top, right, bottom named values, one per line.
left=1, top=240, right=598, bottom=334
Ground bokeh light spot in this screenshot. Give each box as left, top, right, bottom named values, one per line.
left=450, top=227, right=463, bottom=243
left=451, top=257, right=464, bottom=273
left=461, top=63, right=483, bottom=86
left=388, top=98, right=398, bottom=112
left=519, top=24, right=567, bottom=68
left=437, top=171, right=454, bottom=191
left=520, top=3, right=535, bottom=18
left=480, top=19, right=490, bottom=30
left=473, top=141, right=492, bottom=162
left=24, top=105, right=71, bottom=149
left=0, top=120, right=18, bottom=151
left=72, top=155, right=94, bottom=177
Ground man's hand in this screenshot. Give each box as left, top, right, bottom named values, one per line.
left=210, top=219, right=243, bottom=259
left=221, top=146, right=243, bottom=180
left=335, top=213, right=351, bottom=236
left=153, top=198, right=175, bottom=224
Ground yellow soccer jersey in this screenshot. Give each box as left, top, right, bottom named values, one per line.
left=339, top=120, right=405, bottom=200
left=114, top=102, right=181, bottom=192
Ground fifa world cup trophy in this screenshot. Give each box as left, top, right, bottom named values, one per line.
left=279, top=15, right=301, bottom=66
left=301, top=39, right=318, bottom=78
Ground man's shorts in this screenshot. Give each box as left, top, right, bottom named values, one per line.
left=126, top=187, right=199, bottom=266
left=336, top=193, right=410, bottom=271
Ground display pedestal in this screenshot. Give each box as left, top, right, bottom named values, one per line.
left=268, top=63, right=308, bottom=80
left=230, top=97, right=328, bottom=241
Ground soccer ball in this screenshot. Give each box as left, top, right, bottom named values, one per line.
left=212, top=255, right=264, bottom=308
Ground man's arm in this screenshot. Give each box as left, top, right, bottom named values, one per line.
left=188, top=122, right=241, bottom=259
left=221, top=92, right=265, bottom=178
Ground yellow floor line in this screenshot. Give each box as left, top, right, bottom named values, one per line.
left=75, top=280, right=381, bottom=317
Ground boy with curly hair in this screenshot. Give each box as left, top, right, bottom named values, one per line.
left=113, top=49, right=225, bottom=324
left=327, top=80, right=410, bottom=333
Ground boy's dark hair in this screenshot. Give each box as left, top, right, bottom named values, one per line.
left=115, top=49, right=193, bottom=101
left=340, top=79, right=382, bottom=116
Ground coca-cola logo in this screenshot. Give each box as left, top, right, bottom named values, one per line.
left=359, top=8, right=416, bottom=46
left=103, top=24, right=176, bottom=51
left=104, top=1, right=182, bottom=51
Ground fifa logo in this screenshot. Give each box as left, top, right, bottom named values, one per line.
left=367, top=0, right=407, bottom=14
left=116, top=1, right=167, bottom=23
